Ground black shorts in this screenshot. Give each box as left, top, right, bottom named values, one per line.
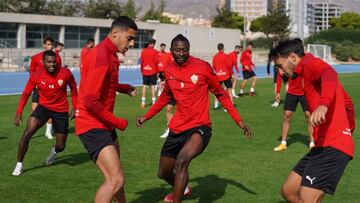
left=273, top=68, right=288, bottom=84
left=79, top=129, right=118, bottom=162
left=220, top=78, right=232, bottom=88
left=31, top=105, right=69, bottom=134
left=159, top=71, right=165, bottom=81
left=242, top=70, right=256, bottom=79
left=168, top=98, right=176, bottom=106
left=284, top=93, right=308, bottom=112
left=293, top=147, right=351, bottom=195
left=143, top=74, right=158, bottom=86
left=32, top=88, right=39, bottom=103
left=161, top=125, right=212, bottom=158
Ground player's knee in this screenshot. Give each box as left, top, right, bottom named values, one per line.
left=280, top=185, right=293, bottom=201
left=157, top=169, right=169, bottom=180
left=109, top=173, right=125, bottom=191
left=175, top=156, right=191, bottom=169
left=283, top=114, right=292, bottom=121
left=23, top=130, right=34, bottom=142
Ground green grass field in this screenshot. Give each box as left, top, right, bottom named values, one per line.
left=0, top=73, right=359, bottom=203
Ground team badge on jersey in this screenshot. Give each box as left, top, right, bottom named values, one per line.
left=57, top=79, right=63, bottom=86
left=190, top=74, right=198, bottom=84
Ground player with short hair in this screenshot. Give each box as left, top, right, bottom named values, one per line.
left=12, top=50, right=77, bottom=176
left=270, top=38, right=355, bottom=202
left=30, top=36, right=62, bottom=139
left=228, top=45, right=241, bottom=98
left=140, top=39, right=159, bottom=108
left=212, top=43, right=233, bottom=109
left=75, top=16, right=138, bottom=203
left=137, top=34, right=252, bottom=203
left=79, top=38, right=95, bottom=69
left=239, top=42, right=257, bottom=96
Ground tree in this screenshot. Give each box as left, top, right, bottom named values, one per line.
left=83, top=0, right=123, bottom=19
left=122, top=0, right=141, bottom=19
left=249, top=16, right=266, bottom=33
left=330, top=12, right=360, bottom=30
left=46, top=0, right=82, bottom=17
left=0, top=0, right=47, bottom=14
left=212, top=7, right=244, bottom=31
left=141, top=0, right=172, bottom=24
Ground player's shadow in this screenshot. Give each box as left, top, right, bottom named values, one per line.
left=68, top=126, right=75, bottom=134
left=22, top=152, right=90, bottom=174
left=188, top=174, right=257, bottom=202
left=277, top=133, right=309, bottom=147
left=0, top=136, right=8, bottom=141
left=130, top=174, right=256, bottom=203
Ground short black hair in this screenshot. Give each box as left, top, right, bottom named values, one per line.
left=235, top=45, right=241, bottom=49
left=55, top=41, right=64, bottom=47
left=42, top=50, right=56, bottom=60
left=247, top=42, right=254, bottom=47
left=217, top=43, right=224, bottom=51
left=87, top=38, right=95, bottom=44
left=160, top=43, right=166, bottom=47
left=43, top=36, right=55, bottom=44
left=148, top=39, right=156, bottom=45
left=111, top=16, right=138, bottom=31
left=269, top=38, right=305, bottom=59
left=171, top=34, right=190, bottom=48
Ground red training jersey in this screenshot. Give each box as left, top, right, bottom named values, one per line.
left=140, top=46, right=159, bottom=76
left=240, top=49, right=254, bottom=71
left=29, top=51, right=62, bottom=74
left=157, top=51, right=172, bottom=72
left=16, top=67, right=77, bottom=114
left=212, top=51, right=231, bottom=82
left=296, top=53, right=355, bottom=158
left=75, top=37, right=132, bottom=135
left=275, top=72, right=303, bottom=96
left=228, top=51, right=240, bottom=74
left=80, top=47, right=92, bottom=68
left=144, top=56, right=243, bottom=133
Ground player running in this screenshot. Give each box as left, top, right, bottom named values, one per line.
left=12, top=50, right=77, bottom=176
left=75, top=16, right=137, bottom=203
left=239, top=42, right=257, bottom=96
left=228, top=45, right=241, bottom=98
left=30, top=36, right=62, bottom=139
left=137, top=34, right=252, bottom=203
left=270, top=38, right=355, bottom=203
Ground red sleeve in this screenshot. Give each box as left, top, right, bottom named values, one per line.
left=275, top=72, right=282, bottom=94
left=66, top=70, right=78, bottom=110
left=319, top=67, right=338, bottom=107
left=16, top=77, right=35, bottom=115
left=205, top=65, right=243, bottom=124
left=227, top=55, right=232, bottom=73
left=82, top=66, right=128, bottom=130
left=116, top=83, right=131, bottom=94
left=233, top=54, right=239, bottom=73
left=144, top=81, right=172, bottom=120
left=240, top=52, right=245, bottom=65
left=29, top=57, right=37, bottom=73
left=57, top=54, right=62, bottom=68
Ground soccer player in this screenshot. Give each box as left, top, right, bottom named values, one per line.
left=270, top=38, right=355, bottom=202
left=75, top=16, right=137, bottom=203
left=157, top=43, right=172, bottom=96
left=30, top=36, right=62, bottom=139
left=12, top=50, right=77, bottom=176
left=136, top=34, right=252, bottom=203
left=239, top=42, right=257, bottom=96
left=79, top=38, right=95, bottom=69
left=212, top=43, right=233, bottom=109
left=55, top=41, right=65, bottom=53
left=273, top=68, right=314, bottom=151
left=228, top=45, right=241, bottom=98
left=140, top=39, right=159, bottom=107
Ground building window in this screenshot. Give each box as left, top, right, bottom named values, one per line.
left=26, top=24, right=60, bottom=48
left=0, top=22, right=17, bottom=48
left=100, top=28, right=110, bottom=41
left=134, top=29, right=154, bottom=49
left=65, top=26, right=96, bottom=48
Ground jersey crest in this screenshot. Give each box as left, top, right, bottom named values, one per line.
left=58, top=79, right=64, bottom=86
left=190, top=74, right=198, bottom=84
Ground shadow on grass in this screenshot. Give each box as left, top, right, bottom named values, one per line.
left=131, top=174, right=257, bottom=203
left=22, top=152, right=90, bottom=174
left=277, top=133, right=309, bottom=147
left=0, top=136, right=8, bottom=140
left=68, top=126, right=75, bottom=134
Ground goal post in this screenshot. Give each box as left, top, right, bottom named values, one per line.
left=307, top=44, right=335, bottom=64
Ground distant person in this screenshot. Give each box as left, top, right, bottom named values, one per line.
left=75, top=16, right=138, bottom=203
left=137, top=34, right=252, bottom=203
left=55, top=41, right=64, bottom=53
left=12, top=50, right=77, bottom=176
left=239, top=42, right=257, bottom=96
left=271, top=38, right=355, bottom=203
left=140, top=39, right=159, bottom=108
left=228, top=45, right=241, bottom=98
left=79, top=38, right=95, bottom=69
left=212, top=43, right=233, bottom=109
left=29, top=36, right=62, bottom=139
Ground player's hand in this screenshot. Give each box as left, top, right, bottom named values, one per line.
left=238, top=122, right=252, bottom=139
left=128, top=85, right=137, bottom=97
left=310, top=105, right=328, bottom=127
left=136, top=116, right=146, bottom=128
left=14, top=114, right=22, bottom=127
left=69, top=109, right=76, bottom=120
left=275, top=93, right=280, bottom=102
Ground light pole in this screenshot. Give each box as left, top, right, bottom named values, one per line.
left=243, top=0, right=247, bottom=50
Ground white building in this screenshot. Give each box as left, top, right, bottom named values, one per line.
left=226, top=0, right=268, bottom=20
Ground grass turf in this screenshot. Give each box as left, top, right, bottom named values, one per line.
left=0, top=73, right=359, bottom=203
